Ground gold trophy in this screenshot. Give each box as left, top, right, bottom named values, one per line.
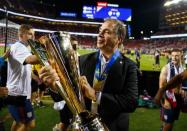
left=27, top=32, right=108, bottom=131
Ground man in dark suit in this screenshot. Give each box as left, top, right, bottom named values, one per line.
left=79, top=19, right=138, bottom=131
left=39, top=19, right=138, bottom=131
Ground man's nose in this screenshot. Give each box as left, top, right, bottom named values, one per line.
left=98, top=31, right=104, bottom=37
left=98, top=32, right=104, bottom=38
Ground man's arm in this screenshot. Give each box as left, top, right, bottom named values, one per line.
left=159, top=65, right=168, bottom=89
left=24, top=55, right=40, bottom=65
left=163, top=70, right=187, bottom=89
left=2, top=49, right=10, bottom=59
left=154, top=65, right=168, bottom=104
left=79, top=76, right=96, bottom=101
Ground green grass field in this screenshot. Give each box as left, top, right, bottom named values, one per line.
left=1, top=101, right=187, bottom=131
left=1, top=100, right=60, bottom=131
left=130, top=108, right=187, bottom=131
left=126, top=54, right=167, bottom=71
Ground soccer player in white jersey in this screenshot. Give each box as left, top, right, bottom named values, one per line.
left=6, top=24, right=39, bottom=131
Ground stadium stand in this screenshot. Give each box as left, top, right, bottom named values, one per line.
left=158, top=0, right=187, bottom=35
left=0, top=0, right=56, bottom=17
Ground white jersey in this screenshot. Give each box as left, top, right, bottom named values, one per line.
left=166, top=63, right=184, bottom=82
left=7, top=41, right=32, bottom=99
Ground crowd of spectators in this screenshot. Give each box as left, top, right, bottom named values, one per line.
left=77, top=36, right=97, bottom=49
left=124, top=38, right=187, bottom=55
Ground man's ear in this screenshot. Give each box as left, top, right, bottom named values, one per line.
left=118, top=36, right=123, bottom=45
left=19, top=33, right=23, bottom=39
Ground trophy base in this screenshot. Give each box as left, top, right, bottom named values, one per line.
left=67, top=111, right=108, bottom=131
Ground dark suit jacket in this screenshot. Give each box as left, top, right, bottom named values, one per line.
left=79, top=51, right=138, bottom=131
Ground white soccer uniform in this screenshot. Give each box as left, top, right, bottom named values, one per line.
left=7, top=41, right=32, bottom=99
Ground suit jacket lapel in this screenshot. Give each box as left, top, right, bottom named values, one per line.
left=109, top=54, right=124, bottom=76
left=103, top=54, right=124, bottom=91
left=84, top=52, right=124, bottom=90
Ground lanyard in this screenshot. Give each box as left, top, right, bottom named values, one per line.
left=94, top=49, right=120, bottom=81
left=91, top=50, right=120, bottom=113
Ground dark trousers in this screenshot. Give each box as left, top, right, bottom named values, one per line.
left=107, top=113, right=129, bottom=131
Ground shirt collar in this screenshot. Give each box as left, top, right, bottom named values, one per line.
left=99, top=49, right=119, bottom=63
left=99, top=52, right=109, bottom=64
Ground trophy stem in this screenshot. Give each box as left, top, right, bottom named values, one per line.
left=67, top=114, right=84, bottom=131
left=67, top=111, right=109, bottom=131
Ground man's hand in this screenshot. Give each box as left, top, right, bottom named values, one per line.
left=32, top=73, right=42, bottom=85
left=0, top=87, right=8, bottom=97
left=53, top=122, right=67, bottom=131
left=3, top=49, right=10, bottom=59
left=39, top=66, right=59, bottom=90
left=79, top=76, right=96, bottom=101
left=153, top=88, right=165, bottom=105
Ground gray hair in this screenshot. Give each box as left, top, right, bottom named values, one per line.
left=104, top=19, right=126, bottom=43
